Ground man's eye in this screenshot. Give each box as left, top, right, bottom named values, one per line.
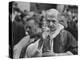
left=47, top=20, right=50, bottom=22
left=26, top=26, right=31, bottom=30
left=59, top=20, right=64, bottom=22
left=52, top=20, right=56, bottom=23
left=47, top=20, right=56, bottom=23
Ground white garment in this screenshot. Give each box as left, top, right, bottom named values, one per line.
left=13, top=35, right=30, bottom=59
left=25, top=39, right=43, bottom=58
left=50, top=23, right=64, bottom=53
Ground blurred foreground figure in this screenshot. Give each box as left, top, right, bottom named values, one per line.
left=24, top=13, right=43, bottom=58
left=13, top=11, right=43, bottom=58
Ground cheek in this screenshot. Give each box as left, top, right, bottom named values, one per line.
left=53, top=23, right=56, bottom=27
left=26, top=28, right=30, bottom=32
left=46, top=22, right=50, bottom=26
left=31, top=26, right=38, bottom=34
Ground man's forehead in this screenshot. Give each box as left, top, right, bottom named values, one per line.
left=28, top=19, right=35, bottom=23
left=46, top=17, right=58, bottom=22
left=45, top=14, right=58, bottom=21
left=46, top=14, right=56, bottom=18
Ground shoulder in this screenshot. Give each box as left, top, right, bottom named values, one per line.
left=61, top=29, right=73, bottom=34
left=60, top=29, right=73, bottom=38
left=60, top=29, right=68, bottom=35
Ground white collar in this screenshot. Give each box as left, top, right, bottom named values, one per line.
left=50, top=23, right=64, bottom=39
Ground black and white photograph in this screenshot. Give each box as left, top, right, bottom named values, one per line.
left=9, top=1, right=78, bottom=59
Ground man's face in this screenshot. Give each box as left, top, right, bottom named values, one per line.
left=46, top=15, right=58, bottom=32
left=26, top=19, right=35, bottom=35
left=26, top=19, right=41, bottom=35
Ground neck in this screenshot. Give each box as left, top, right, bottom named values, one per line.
left=50, top=23, right=64, bottom=39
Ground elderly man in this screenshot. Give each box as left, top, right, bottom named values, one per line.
left=42, top=9, right=78, bottom=56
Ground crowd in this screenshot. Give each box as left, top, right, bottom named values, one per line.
left=9, top=2, right=78, bottom=58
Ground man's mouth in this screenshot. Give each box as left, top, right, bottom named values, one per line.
left=50, top=28, right=56, bottom=32
left=49, top=25, right=56, bottom=31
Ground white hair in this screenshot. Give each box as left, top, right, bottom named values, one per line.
left=46, top=9, right=60, bottom=19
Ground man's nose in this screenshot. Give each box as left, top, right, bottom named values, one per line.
left=50, top=22, right=53, bottom=26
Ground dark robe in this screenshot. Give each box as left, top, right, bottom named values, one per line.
left=42, top=29, right=77, bottom=56
left=53, top=30, right=78, bottom=54
left=12, top=21, right=26, bottom=47
left=66, top=21, right=78, bottom=40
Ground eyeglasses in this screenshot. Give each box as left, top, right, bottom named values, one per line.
left=47, top=19, right=56, bottom=23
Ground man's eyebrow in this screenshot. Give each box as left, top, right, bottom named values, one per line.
left=27, top=17, right=34, bottom=21
left=52, top=20, right=56, bottom=22
left=59, top=20, right=64, bottom=22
